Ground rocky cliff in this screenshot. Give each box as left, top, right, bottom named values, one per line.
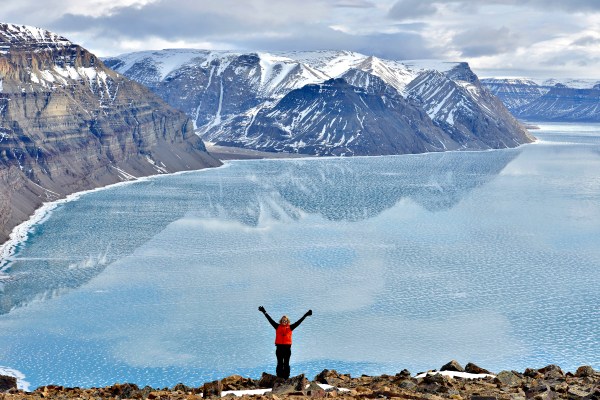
left=105, top=50, right=534, bottom=156
left=482, top=78, right=600, bottom=122
left=0, top=23, right=221, bottom=245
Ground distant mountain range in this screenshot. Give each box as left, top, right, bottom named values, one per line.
left=0, top=23, right=220, bottom=244
left=482, top=78, right=600, bottom=122
left=105, top=50, right=533, bottom=156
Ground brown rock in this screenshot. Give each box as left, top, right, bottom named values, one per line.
left=524, top=368, right=543, bottom=379
left=422, top=373, right=451, bottom=385
left=0, top=375, right=17, bottom=392
left=107, top=382, right=141, bottom=398
left=258, top=372, right=285, bottom=389
left=202, top=379, right=223, bottom=398
left=354, top=386, right=373, bottom=395
left=220, top=375, right=256, bottom=390
left=537, top=365, right=564, bottom=379
left=574, top=366, right=595, bottom=378
left=494, top=371, right=522, bottom=388
left=172, top=383, right=192, bottom=393
left=313, top=369, right=350, bottom=387
left=306, top=381, right=326, bottom=398
left=465, top=363, right=492, bottom=375
left=395, top=369, right=412, bottom=379
left=272, top=374, right=309, bottom=395
left=139, top=385, right=155, bottom=398
left=398, top=380, right=417, bottom=390
left=315, top=370, right=340, bottom=385
left=525, top=383, right=550, bottom=398
left=567, top=387, right=590, bottom=399
left=442, top=360, right=465, bottom=372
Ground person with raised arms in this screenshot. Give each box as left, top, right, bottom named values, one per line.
left=258, top=306, right=312, bottom=379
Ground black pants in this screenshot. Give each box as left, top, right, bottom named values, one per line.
left=275, top=344, right=291, bottom=378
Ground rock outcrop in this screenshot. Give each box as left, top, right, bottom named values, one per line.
left=2, top=364, right=599, bottom=399
left=0, top=375, right=17, bottom=392
left=0, top=23, right=221, bottom=245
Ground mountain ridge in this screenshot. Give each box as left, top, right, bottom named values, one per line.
left=105, top=49, right=533, bottom=156
left=482, top=77, right=600, bottom=121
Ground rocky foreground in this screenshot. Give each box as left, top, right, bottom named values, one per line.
left=1, top=362, right=598, bottom=400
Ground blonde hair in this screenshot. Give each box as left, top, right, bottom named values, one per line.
left=279, top=315, right=290, bottom=325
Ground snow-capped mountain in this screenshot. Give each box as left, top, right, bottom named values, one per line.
left=105, top=49, right=533, bottom=155
left=480, top=78, right=549, bottom=110
left=482, top=78, right=600, bottom=122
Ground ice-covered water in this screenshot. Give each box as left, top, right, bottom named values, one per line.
left=0, top=123, right=599, bottom=389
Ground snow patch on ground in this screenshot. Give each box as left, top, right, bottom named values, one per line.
left=221, top=383, right=351, bottom=397
left=415, top=371, right=496, bottom=380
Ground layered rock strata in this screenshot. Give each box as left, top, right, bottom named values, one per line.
left=0, top=24, right=221, bottom=245
left=482, top=78, right=600, bottom=122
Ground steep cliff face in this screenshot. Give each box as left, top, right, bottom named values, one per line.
left=0, top=23, right=221, bottom=244
left=407, top=64, right=531, bottom=149
left=482, top=78, right=600, bottom=121
left=517, top=85, right=600, bottom=122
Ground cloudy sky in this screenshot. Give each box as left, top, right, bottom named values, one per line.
left=4, top=0, right=600, bottom=78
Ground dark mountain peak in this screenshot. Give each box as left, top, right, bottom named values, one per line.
left=236, top=52, right=261, bottom=66
left=445, top=62, right=479, bottom=84
left=339, top=68, right=400, bottom=97
left=322, top=77, right=351, bottom=87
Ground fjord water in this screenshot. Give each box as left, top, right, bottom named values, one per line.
left=0, top=123, right=599, bottom=388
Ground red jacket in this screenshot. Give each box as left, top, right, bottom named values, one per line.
left=275, top=324, right=293, bottom=345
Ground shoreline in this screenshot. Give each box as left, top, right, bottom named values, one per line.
left=0, top=144, right=302, bottom=269
left=0, top=164, right=229, bottom=274
left=0, top=138, right=542, bottom=272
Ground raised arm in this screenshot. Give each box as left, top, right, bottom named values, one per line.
left=258, top=306, right=278, bottom=329
left=290, top=309, right=312, bottom=331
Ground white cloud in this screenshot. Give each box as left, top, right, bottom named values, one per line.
left=3, top=0, right=600, bottom=78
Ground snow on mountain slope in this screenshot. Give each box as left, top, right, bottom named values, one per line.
left=204, top=77, right=458, bottom=156
left=105, top=49, right=533, bottom=155
left=537, top=78, right=600, bottom=89
left=481, top=78, right=549, bottom=111
left=407, top=64, right=532, bottom=148
left=518, top=86, right=600, bottom=122
left=482, top=77, right=600, bottom=121
left=0, top=23, right=71, bottom=48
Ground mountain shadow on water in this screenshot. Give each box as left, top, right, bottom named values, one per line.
left=187, top=148, right=519, bottom=224
left=0, top=149, right=518, bottom=315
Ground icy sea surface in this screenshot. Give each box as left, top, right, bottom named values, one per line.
left=0, top=123, right=598, bottom=389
